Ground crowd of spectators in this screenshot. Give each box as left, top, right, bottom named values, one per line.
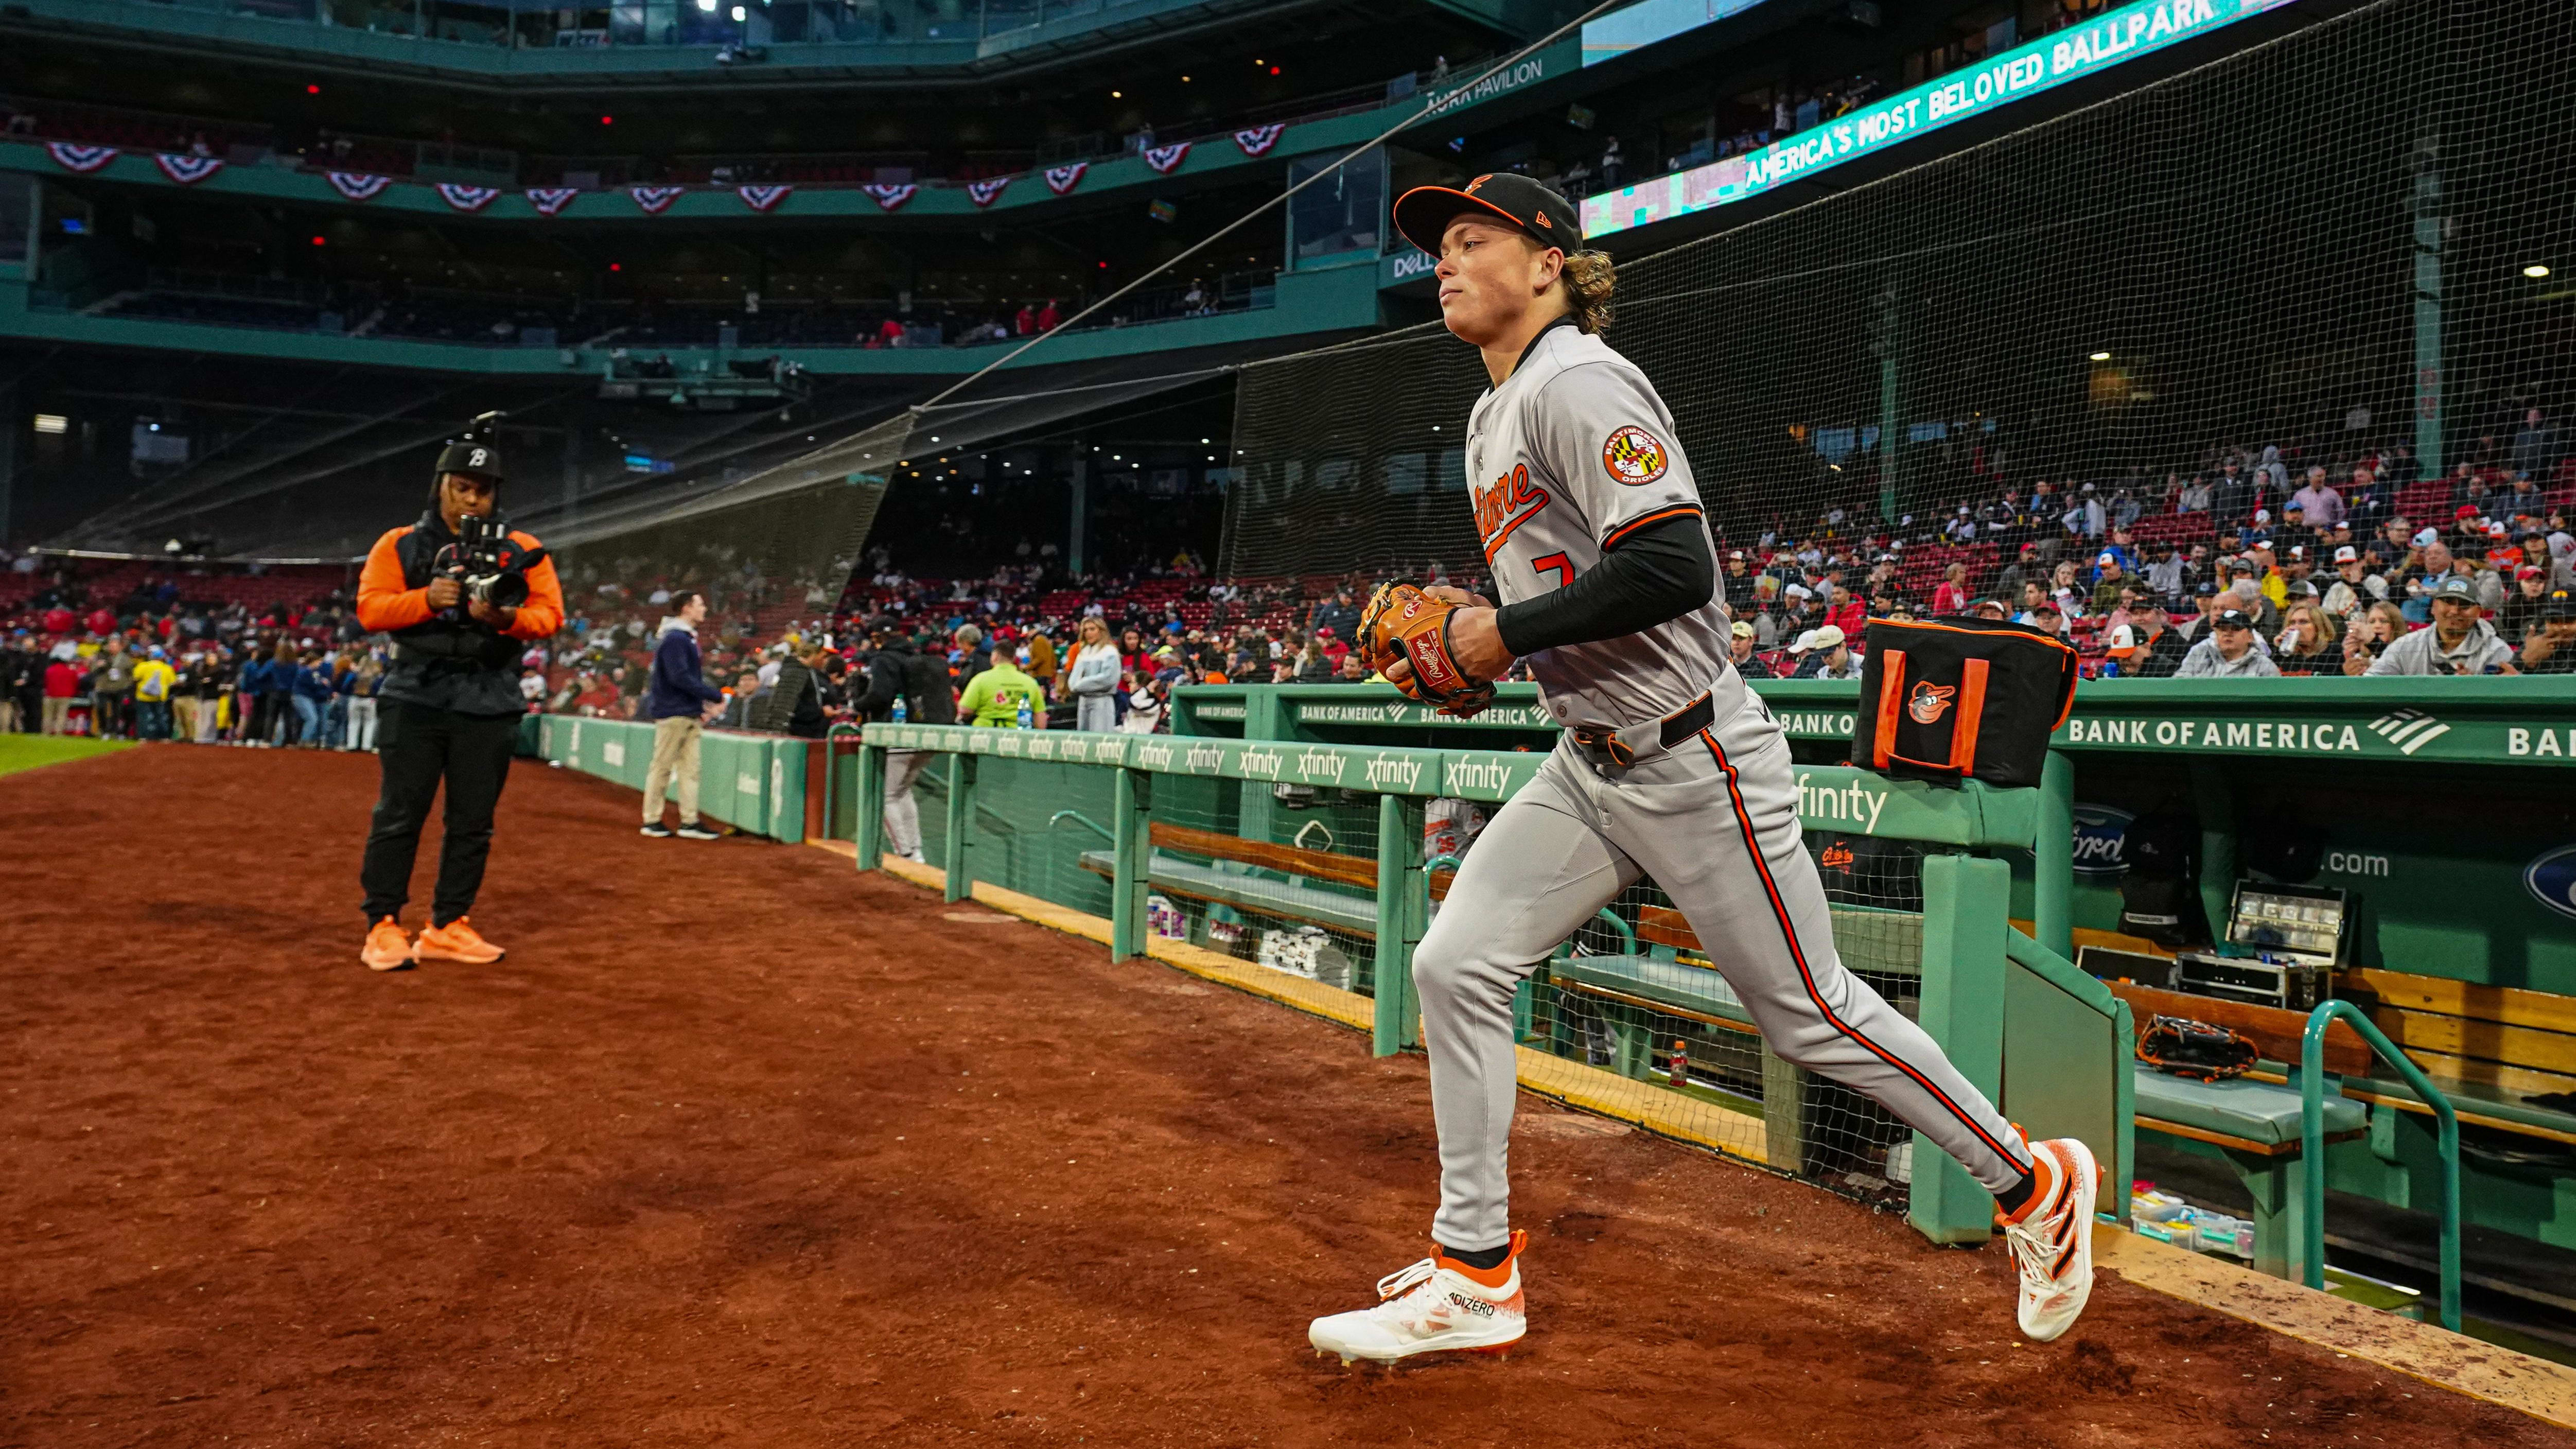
left=1712, top=421, right=2576, bottom=678
left=13, top=420, right=2574, bottom=754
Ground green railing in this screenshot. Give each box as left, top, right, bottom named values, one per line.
left=2302, top=1000, right=2462, bottom=1331
left=854, top=720, right=2130, bottom=1243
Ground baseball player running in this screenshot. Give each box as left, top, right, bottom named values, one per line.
left=1307, top=176, right=2100, bottom=1366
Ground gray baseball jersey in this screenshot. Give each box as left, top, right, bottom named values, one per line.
left=1465, top=320, right=1734, bottom=727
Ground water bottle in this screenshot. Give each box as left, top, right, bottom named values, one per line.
left=891, top=693, right=907, bottom=724
left=1016, top=693, right=1034, bottom=729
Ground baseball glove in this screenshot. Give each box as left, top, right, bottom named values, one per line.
left=1359, top=582, right=1499, bottom=719
left=2135, top=1014, right=2260, bottom=1082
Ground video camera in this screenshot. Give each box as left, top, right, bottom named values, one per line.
left=436, top=513, right=544, bottom=614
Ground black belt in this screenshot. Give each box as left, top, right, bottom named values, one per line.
left=1568, top=691, right=1716, bottom=769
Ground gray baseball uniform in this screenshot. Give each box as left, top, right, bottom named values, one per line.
left=1418, top=320, right=2032, bottom=1253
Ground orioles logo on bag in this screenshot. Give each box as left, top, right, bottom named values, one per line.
left=1602, top=426, right=1669, bottom=484
left=1908, top=680, right=1956, bottom=725
left=1819, top=844, right=1855, bottom=871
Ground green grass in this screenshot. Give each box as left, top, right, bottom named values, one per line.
left=0, top=735, right=132, bottom=779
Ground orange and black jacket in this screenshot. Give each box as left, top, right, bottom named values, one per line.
left=356, top=511, right=564, bottom=717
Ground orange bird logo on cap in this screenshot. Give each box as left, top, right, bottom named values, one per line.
left=1465, top=174, right=1491, bottom=193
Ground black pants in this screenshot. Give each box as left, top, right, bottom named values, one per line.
left=359, top=700, right=518, bottom=927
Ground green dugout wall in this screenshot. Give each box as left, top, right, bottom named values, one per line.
left=1177, top=678, right=2576, bottom=997
left=531, top=715, right=808, bottom=844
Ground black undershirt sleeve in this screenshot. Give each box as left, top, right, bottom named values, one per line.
left=1492, top=513, right=1715, bottom=657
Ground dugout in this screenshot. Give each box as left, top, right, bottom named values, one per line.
left=1177, top=676, right=2576, bottom=1330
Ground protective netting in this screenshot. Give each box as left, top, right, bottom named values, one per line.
left=1522, top=832, right=1936, bottom=1203
left=1226, top=0, right=2576, bottom=583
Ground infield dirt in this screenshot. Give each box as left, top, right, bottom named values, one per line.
left=3, top=745, right=2566, bottom=1447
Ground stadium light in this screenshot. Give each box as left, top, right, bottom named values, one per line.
left=731, top=4, right=746, bottom=17
left=33, top=414, right=67, bottom=434
left=694, top=0, right=716, bottom=9
left=2527, top=264, right=2553, bottom=279
left=2088, top=351, right=2111, bottom=361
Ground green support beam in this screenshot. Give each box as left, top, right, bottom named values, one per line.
left=1110, top=767, right=1152, bottom=963
left=1909, top=853, right=2011, bottom=1245
left=855, top=742, right=888, bottom=872
left=941, top=754, right=977, bottom=903
left=1372, top=792, right=1427, bottom=1057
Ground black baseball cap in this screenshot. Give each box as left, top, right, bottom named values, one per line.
left=2545, top=589, right=2576, bottom=622
left=433, top=438, right=505, bottom=485
left=2213, top=608, right=2255, bottom=629
left=1393, top=173, right=1581, bottom=258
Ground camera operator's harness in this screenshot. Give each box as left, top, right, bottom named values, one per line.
left=387, top=510, right=546, bottom=671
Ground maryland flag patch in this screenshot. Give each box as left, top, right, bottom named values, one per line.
left=1602, top=425, right=1670, bottom=485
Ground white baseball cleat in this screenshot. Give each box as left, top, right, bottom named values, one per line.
left=1308, top=1231, right=1527, bottom=1365
left=2002, top=1137, right=2102, bottom=1343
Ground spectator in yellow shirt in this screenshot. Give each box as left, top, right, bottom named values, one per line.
left=957, top=645, right=1045, bottom=727
left=131, top=649, right=177, bottom=741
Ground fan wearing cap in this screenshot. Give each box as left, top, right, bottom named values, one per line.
left=2520, top=590, right=2576, bottom=674
left=2176, top=607, right=2281, bottom=677
left=350, top=429, right=565, bottom=972
left=1789, top=623, right=1860, bottom=680
left=2357, top=573, right=2516, bottom=675
left=2320, top=544, right=2389, bottom=618
left=1310, top=174, right=2101, bottom=1369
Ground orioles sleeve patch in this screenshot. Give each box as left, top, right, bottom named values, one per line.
left=1602, top=425, right=1670, bottom=485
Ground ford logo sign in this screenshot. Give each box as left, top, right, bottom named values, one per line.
left=2524, top=844, right=2576, bottom=921
left=2070, top=803, right=2134, bottom=879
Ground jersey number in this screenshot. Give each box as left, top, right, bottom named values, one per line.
left=1532, top=553, right=1574, bottom=588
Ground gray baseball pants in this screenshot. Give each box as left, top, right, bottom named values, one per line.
left=1415, top=688, right=2032, bottom=1252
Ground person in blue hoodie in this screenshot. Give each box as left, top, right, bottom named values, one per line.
left=641, top=589, right=725, bottom=839
left=292, top=650, right=337, bottom=749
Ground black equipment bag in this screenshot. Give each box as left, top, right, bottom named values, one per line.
left=1853, top=618, right=2077, bottom=788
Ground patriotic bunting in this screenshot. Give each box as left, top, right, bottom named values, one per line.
left=526, top=187, right=580, bottom=216
left=325, top=171, right=392, bottom=201
left=629, top=185, right=687, bottom=214
left=1142, top=142, right=1190, bottom=174
left=738, top=183, right=794, bottom=213
left=435, top=182, right=500, bottom=212
left=1043, top=162, right=1087, bottom=195
left=153, top=153, right=225, bottom=185
left=1232, top=125, right=1285, bottom=158
left=966, top=176, right=1011, bottom=207
left=45, top=142, right=118, bottom=173
left=861, top=183, right=917, bottom=211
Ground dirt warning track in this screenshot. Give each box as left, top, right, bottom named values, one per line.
left=0, top=746, right=2561, bottom=1447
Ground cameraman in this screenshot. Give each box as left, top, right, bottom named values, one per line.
left=352, top=438, right=563, bottom=972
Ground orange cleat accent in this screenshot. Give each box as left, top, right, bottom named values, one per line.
left=360, top=917, right=414, bottom=972
left=415, top=916, right=505, bottom=965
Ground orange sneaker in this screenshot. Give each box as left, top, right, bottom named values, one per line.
left=415, top=916, right=505, bottom=965
left=360, top=917, right=414, bottom=972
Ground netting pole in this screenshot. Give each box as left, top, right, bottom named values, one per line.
left=1907, top=853, right=2011, bottom=1246
left=1371, top=791, right=1426, bottom=1057
left=1873, top=270, right=1903, bottom=523
left=2411, top=131, right=2446, bottom=483
left=1110, top=766, right=1152, bottom=962
left=942, top=754, right=978, bottom=903
left=2034, top=750, right=2075, bottom=962
left=856, top=742, right=887, bottom=871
